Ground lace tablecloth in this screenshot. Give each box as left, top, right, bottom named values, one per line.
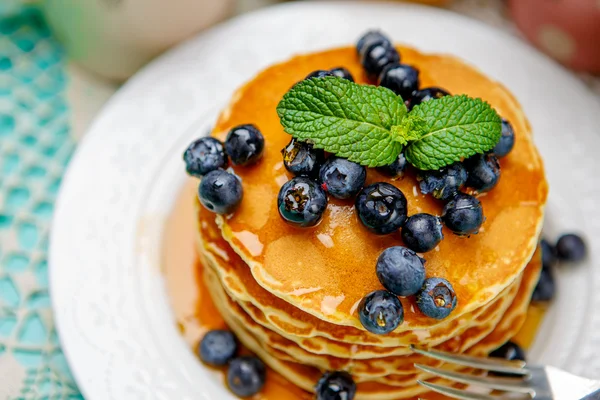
left=0, top=2, right=597, bottom=399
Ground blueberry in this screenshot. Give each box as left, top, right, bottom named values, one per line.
left=319, top=157, right=366, bottom=199
left=407, top=87, right=450, bottom=110
left=378, top=63, right=420, bottom=100
left=442, top=193, right=484, bottom=236
left=541, top=239, right=557, bottom=269
left=198, top=170, right=243, bottom=214
left=361, top=41, right=400, bottom=78
left=418, top=163, right=468, bottom=201
left=281, top=138, right=325, bottom=178
left=490, top=340, right=526, bottom=377
left=416, top=278, right=458, bottom=320
left=358, top=290, right=404, bottom=334
left=278, top=177, right=328, bottom=227
left=305, top=70, right=335, bottom=79
left=356, top=30, right=391, bottom=56
left=227, top=356, right=266, bottom=397
left=183, top=137, right=227, bottom=177
left=224, top=124, right=265, bottom=166
left=329, top=67, right=355, bottom=82
left=355, top=183, right=408, bottom=235
left=376, top=246, right=426, bottom=296
left=492, top=119, right=515, bottom=157
left=465, top=153, right=501, bottom=193
left=316, top=371, right=356, bottom=400
left=556, top=233, right=587, bottom=262
left=198, top=330, right=237, bottom=366
left=401, top=213, right=444, bottom=253
left=377, top=152, right=407, bottom=179
left=490, top=341, right=526, bottom=362
left=531, top=268, right=555, bottom=302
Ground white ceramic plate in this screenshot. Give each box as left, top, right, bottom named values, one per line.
left=50, top=2, right=600, bottom=399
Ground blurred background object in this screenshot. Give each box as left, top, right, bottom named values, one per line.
left=41, top=0, right=235, bottom=81
left=509, top=0, right=600, bottom=74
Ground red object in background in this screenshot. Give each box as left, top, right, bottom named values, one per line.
left=509, top=0, right=600, bottom=74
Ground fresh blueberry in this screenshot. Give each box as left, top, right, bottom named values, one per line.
left=376, top=246, right=426, bottom=296
left=378, top=63, right=420, bottom=100
left=305, top=70, right=335, bottom=79
left=358, top=290, right=404, bottom=334
left=418, top=163, right=468, bottom=201
left=490, top=341, right=526, bottom=362
left=401, top=213, right=444, bottom=253
left=355, top=183, right=408, bottom=235
left=198, top=330, right=237, bottom=366
left=316, top=371, right=356, bottom=400
left=329, top=67, right=355, bottom=82
left=198, top=170, right=243, bottom=214
left=492, top=119, right=515, bottom=157
left=319, top=157, right=366, bottom=199
left=356, top=30, right=391, bottom=56
left=541, top=239, right=557, bottom=269
left=442, top=193, right=484, bottom=236
left=227, top=356, right=266, bottom=398
left=556, top=233, right=587, bottom=262
left=416, top=277, right=458, bottom=320
left=224, top=124, right=265, bottom=166
left=183, top=137, right=228, bottom=177
left=377, top=152, right=407, bottom=179
left=281, top=138, right=325, bottom=178
left=532, top=268, right=555, bottom=302
left=361, top=41, right=400, bottom=79
left=407, top=87, right=450, bottom=110
left=465, top=153, right=501, bottom=193
left=278, top=177, right=328, bottom=227
left=490, top=340, right=526, bottom=377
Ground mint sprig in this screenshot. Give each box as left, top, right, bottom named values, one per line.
left=276, top=76, right=407, bottom=167
left=276, top=77, right=502, bottom=170
left=404, top=95, right=501, bottom=170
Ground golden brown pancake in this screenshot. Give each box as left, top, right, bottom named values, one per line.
left=208, top=46, right=548, bottom=331
left=201, top=249, right=541, bottom=399
left=198, top=205, right=524, bottom=357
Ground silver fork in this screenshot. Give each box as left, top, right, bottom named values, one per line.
left=411, top=346, right=600, bottom=400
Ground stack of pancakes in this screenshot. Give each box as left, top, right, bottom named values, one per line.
left=194, top=46, right=548, bottom=399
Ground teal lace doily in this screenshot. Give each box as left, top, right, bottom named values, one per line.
left=0, top=8, right=82, bottom=400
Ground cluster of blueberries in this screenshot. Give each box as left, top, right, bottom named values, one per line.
left=535, top=233, right=587, bottom=302
left=184, top=124, right=264, bottom=213
left=198, top=329, right=357, bottom=399
left=198, top=330, right=266, bottom=397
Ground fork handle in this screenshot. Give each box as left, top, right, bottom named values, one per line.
left=581, top=389, right=600, bottom=400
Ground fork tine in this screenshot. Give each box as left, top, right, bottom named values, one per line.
left=411, top=346, right=528, bottom=375
left=417, top=380, right=531, bottom=400
left=415, top=364, right=532, bottom=393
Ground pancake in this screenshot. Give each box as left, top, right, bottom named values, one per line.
left=209, top=45, right=548, bottom=331
left=202, top=248, right=539, bottom=375
left=197, top=209, right=525, bottom=357
left=201, top=248, right=541, bottom=399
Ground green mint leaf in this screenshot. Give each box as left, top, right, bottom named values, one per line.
left=276, top=77, right=407, bottom=167
left=404, top=95, right=502, bottom=170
